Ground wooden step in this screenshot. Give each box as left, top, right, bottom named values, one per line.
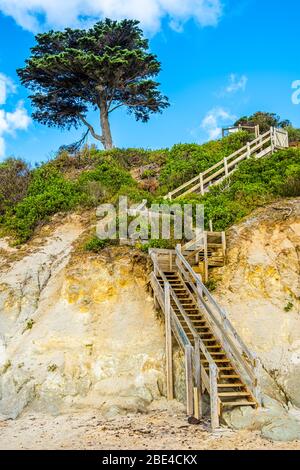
left=218, top=383, right=244, bottom=388
left=202, top=359, right=231, bottom=364
left=219, top=392, right=251, bottom=397
left=201, top=352, right=226, bottom=357
left=204, top=366, right=234, bottom=371
left=219, top=374, right=239, bottom=379
left=221, top=401, right=256, bottom=407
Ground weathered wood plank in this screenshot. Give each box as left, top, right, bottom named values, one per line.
left=185, top=345, right=194, bottom=416
left=164, top=282, right=174, bottom=401
left=209, top=364, right=219, bottom=431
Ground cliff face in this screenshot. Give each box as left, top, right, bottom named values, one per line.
left=0, top=199, right=299, bottom=423
left=213, top=199, right=300, bottom=408
left=0, top=215, right=165, bottom=419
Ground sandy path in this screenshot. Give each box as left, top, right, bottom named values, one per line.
left=0, top=409, right=299, bottom=450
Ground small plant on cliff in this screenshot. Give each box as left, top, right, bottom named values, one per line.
left=84, top=237, right=109, bottom=253
left=284, top=302, right=294, bottom=312
left=23, top=319, right=35, bottom=333
left=47, top=364, right=58, bottom=372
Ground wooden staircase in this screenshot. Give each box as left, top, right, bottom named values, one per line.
left=150, top=246, right=261, bottom=430
left=183, top=231, right=226, bottom=282
left=158, top=272, right=257, bottom=409
left=165, top=127, right=289, bottom=201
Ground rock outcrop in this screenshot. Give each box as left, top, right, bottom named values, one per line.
left=213, top=198, right=300, bottom=440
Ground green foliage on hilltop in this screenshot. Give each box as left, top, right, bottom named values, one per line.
left=178, top=147, right=300, bottom=231
left=1, top=131, right=300, bottom=245
left=234, top=112, right=291, bottom=133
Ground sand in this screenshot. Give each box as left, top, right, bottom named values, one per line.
left=0, top=408, right=300, bottom=450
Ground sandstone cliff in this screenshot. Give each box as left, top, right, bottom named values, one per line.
left=0, top=214, right=165, bottom=419
left=0, top=199, right=299, bottom=437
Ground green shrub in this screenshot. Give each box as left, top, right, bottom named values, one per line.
left=141, top=169, right=156, bottom=179
left=284, top=302, right=294, bottom=312
left=0, top=158, right=30, bottom=214
left=78, top=160, right=135, bottom=196
left=285, top=127, right=300, bottom=143
left=159, top=132, right=249, bottom=191
left=84, top=237, right=109, bottom=253
left=4, top=165, right=84, bottom=243
left=139, top=239, right=174, bottom=253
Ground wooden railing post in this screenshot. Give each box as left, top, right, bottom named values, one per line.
left=270, top=127, right=275, bottom=153
left=224, top=157, right=229, bottom=176
left=200, top=173, right=204, bottom=196
left=169, top=251, right=173, bottom=272
left=253, top=354, right=262, bottom=405
left=164, top=282, right=174, bottom=400
left=193, top=337, right=202, bottom=420
left=209, top=363, right=219, bottom=431
left=247, top=142, right=251, bottom=158
left=204, top=232, right=209, bottom=283
left=185, top=344, right=194, bottom=416
left=221, top=231, right=226, bottom=260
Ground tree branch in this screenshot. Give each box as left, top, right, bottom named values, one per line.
left=79, top=114, right=104, bottom=143
left=108, top=103, right=125, bottom=113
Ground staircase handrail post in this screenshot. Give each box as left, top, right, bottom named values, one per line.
left=200, top=173, right=204, bottom=195
left=209, top=363, right=220, bottom=431
left=193, top=336, right=202, bottom=419
left=270, top=126, right=275, bottom=153
left=185, top=344, right=194, bottom=416
left=252, top=353, right=262, bottom=405
left=164, top=281, right=174, bottom=401
left=224, top=157, right=229, bottom=176
left=247, top=142, right=251, bottom=158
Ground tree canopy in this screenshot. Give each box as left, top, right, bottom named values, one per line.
left=18, top=19, right=169, bottom=150
left=234, top=111, right=291, bottom=133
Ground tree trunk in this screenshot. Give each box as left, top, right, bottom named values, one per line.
left=99, top=100, right=113, bottom=150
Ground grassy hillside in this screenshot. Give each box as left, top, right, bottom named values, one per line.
left=0, top=132, right=299, bottom=244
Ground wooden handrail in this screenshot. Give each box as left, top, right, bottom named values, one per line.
left=175, top=245, right=254, bottom=362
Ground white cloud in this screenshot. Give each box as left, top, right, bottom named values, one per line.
left=201, top=107, right=236, bottom=140
left=224, top=74, right=248, bottom=94
left=0, top=73, right=16, bottom=105
left=0, top=74, right=31, bottom=159
left=0, top=0, right=222, bottom=33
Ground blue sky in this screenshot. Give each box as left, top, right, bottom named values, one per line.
left=0, top=0, right=299, bottom=164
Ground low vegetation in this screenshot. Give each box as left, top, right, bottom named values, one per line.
left=0, top=125, right=299, bottom=245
